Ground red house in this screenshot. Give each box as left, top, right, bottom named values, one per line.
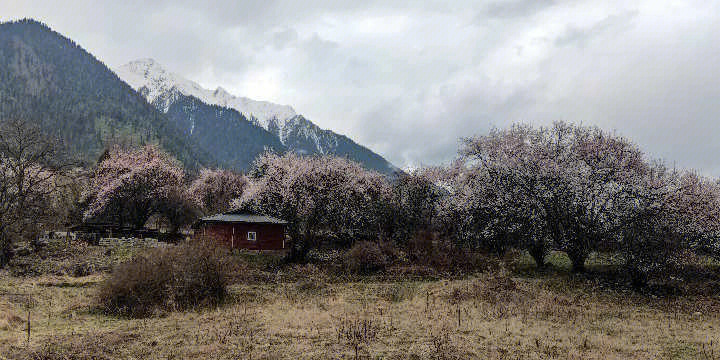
left=194, top=212, right=288, bottom=250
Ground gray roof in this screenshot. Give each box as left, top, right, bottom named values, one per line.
left=198, top=213, right=288, bottom=225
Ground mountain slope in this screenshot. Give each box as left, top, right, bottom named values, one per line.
left=276, top=115, right=396, bottom=172
left=0, top=19, right=209, bottom=168
left=115, top=59, right=397, bottom=174
left=164, top=93, right=286, bottom=171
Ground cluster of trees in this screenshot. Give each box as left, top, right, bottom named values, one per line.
left=228, top=122, right=720, bottom=285
left=0, top=119, right=247, bottom=265
left=233, top=152, right=394, bottom=260
left=437, top=123, right=720, bottom=284
left=82, top=145, right=248, bottom=233
left=3, top=117, right=719, bottom=287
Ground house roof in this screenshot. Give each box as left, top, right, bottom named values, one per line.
left=197, top=213, right=288, bottom=225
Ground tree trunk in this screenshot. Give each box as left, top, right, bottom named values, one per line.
left=628, top=266, right=647, bottom=289
left=567, top=250, right=587, bottom=273
left=0, top=240, right=13, bottom=267
left=286, top=230, right=311, bottom=263
left=625, top=258, right=648, bottom=289
left=528, top=243, right=546, bottom=270
left=570, top=260, right=585, bottom=273
left=286, top=239, right=304, bottom=262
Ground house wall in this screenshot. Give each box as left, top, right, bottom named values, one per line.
left=197, top=222, right=285, bottom=250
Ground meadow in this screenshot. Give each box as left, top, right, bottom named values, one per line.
left=1, top=246, right=719, bottom=360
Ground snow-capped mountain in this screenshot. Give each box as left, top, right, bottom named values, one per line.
left=114, top=59, right=397, bottom=174
left=115, top=58, right=296, bottom=129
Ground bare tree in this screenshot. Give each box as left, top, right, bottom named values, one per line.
left=0, top=119, right=72, bottom=264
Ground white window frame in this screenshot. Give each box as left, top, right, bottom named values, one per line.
left=247, top=231, right=257, bottom=241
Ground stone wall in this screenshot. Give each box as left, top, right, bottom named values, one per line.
left=97, top=237, right=160, bottom=247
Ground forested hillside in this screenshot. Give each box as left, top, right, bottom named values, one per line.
left=164, top=93, right=285, bottom=170
left=0, top=19, right=209, bottom=168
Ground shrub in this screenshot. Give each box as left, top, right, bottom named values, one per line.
left=378, top=240, right=405, bottom=263
left=344, top=241, right=388, bottom=274
left=444, top=272, right=524, bottom=305
left=335, top=315, right=379, bottom=360
left=97, top=243, right=228, bottom=317
left=407, top=230, right=437, bottom=263
left=0, top=300, right=22, bottom=331
left=284, top=278, right=331, bottom=303
left=379, top=282, right=417, bottom=302
left=405, top=231, right=497, bottom=274
left=71, top=261, right=100, bottom=277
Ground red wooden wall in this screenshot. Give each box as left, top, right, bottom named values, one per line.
left=196, top=222, right=286, bottom=250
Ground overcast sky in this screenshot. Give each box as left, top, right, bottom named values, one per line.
left=2, top=1, right=720, bottom=173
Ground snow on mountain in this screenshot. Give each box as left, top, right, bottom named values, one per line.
left=114, top=58, right=296, bottom=129
left=114, top=58, right=397, bottom=174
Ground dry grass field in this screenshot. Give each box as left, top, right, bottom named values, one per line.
left=1, top=254, right=719, bottom=360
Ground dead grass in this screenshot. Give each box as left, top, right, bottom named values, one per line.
left=1, top=268, right=719, bottom=359
left=0, top=299, right=23, bottom=332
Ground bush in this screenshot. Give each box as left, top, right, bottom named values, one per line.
left=379, top=282, right=417, bottom=302
left=405, top=231, right=497, bottom=274
left=408, top=230, right=437, bottom=263
left=97, top=243, right=229, bottom=317
left=344, top=241, right=389, bottom=274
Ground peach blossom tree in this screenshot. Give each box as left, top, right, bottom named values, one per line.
left=233, top=152, right=392, bottom=261
left=84, top=145, right=191, bottom=230
left=616, top=166, right=720, bottom=286
left=188, top=169, right=248, bottom=215
left=457, top=122, right=648, bottom=272
left=389, top=170, right=445, bottom=245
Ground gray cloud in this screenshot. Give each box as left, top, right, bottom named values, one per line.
left=555, top=10, right=639, bottom=47
left=2, top=1, right=720, bottom=174
left=481, top=0, right=555, bottom=19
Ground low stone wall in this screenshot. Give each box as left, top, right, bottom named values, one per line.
left=98, top=237, right=160, bottom=247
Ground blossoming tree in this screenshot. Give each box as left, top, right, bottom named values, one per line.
left=188, top=169, right=248, bottom=215
left=84, top=145, right=191, bottom=231
left=233, top=152, right=392, bottom=261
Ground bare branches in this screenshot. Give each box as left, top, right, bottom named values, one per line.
left=0, top=119, right=74, bottom=263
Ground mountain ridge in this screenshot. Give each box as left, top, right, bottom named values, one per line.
left=116, top=58, right=296, bottom=129
left=115, top=58, right=398, bottom=174
left=0, top=18, right=396, bottom=175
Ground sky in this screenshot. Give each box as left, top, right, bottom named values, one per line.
left=2, top=1, right=720, bottom=173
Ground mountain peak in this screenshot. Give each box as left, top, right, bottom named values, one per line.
left=114, top=59, right=296, bottom=128
left=0, top=19, right=210, bottom=169
left=114, top=58, right=397, bottom=174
